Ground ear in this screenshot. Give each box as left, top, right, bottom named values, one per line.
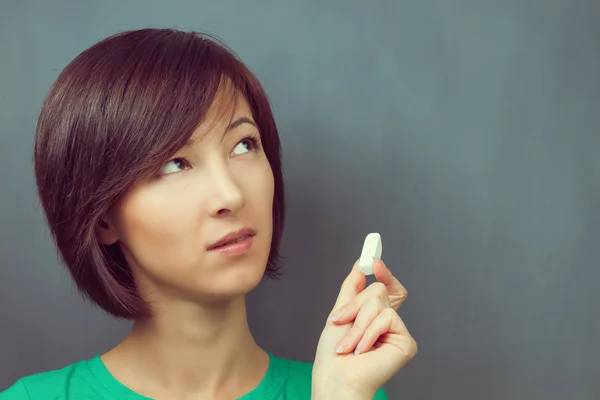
left=96, top=214, right=119, bottom=245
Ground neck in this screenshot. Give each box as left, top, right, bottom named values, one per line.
left=102, top=295, right=269, bottom=399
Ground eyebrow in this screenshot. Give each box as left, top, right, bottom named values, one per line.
left=185, top=116, right=258, bottom=148
left=226, top=116, right=258, bottom=132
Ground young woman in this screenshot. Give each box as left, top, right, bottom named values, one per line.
left=0, top=28, right=417, bottom=400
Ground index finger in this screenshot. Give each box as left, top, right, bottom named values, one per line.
left=331, top=259, right=367, bottom=312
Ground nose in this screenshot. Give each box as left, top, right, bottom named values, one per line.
left=205, top=163, right=244, bottom=217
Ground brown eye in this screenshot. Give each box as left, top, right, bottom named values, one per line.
left=160, top=158, right=190, bottom=175
left=232, top=137, right=258, bottom=156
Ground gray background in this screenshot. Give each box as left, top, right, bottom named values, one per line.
left=1, top=0, right=599, bottom=398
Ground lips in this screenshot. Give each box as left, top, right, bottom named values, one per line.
left=207, top=227, right=256, bottom=250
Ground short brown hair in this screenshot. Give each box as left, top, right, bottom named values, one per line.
left=34, top=29, right=285, bottom=319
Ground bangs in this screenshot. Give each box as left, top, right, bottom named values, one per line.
left=85, top=30, right=252, bottom=182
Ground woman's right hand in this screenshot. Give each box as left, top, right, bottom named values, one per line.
left=312, top=259, right=417, bottom=399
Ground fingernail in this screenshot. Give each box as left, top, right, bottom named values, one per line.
left=328, top=308, right=345, bottom=322
left=336, top=337, right=349, bottom=354
left=354, top=340, right=364, bottom=356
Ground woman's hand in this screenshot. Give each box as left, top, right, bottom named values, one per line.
left=312, top=259, right=417, bottom=399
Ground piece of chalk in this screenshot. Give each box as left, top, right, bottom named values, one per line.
left=358, top=233, right=382, bottom=275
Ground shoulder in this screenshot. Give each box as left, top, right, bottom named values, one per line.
left=276, top=357, right=314, bottom=379
left=373, top=386, right=389, bottom=399
left=0, top=359, right=90, bottom=400
left=0, top=379, right=30, bottom=400
left=263, top=354, right=313, bottom=399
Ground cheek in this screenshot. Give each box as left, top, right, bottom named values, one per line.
left=242, top=159, right=274, bottom=215
left=114, top=185, right=202, bottom=267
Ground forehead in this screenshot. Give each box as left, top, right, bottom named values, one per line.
left=211, top=79, right=252, bottom=117
left=187, top=84, right=255, bottom=145
left=210, top=82, right=252, bottom=122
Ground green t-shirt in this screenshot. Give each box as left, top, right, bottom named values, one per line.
left=0, top=352, right=388, bottom=399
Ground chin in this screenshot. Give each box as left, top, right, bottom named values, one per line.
left=219, top=264, right=265, bottom=296
left=186, top=257, right=268, bottom=303
left=202, top=234, right=272, bottom=300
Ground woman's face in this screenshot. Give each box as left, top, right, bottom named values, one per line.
left=99, top=89, right=275, bottom=306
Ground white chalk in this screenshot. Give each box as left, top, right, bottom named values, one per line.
left=358, top=233, right=382, bottom=275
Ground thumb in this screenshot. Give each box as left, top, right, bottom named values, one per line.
left=331, top=259, right=367, bottom=312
